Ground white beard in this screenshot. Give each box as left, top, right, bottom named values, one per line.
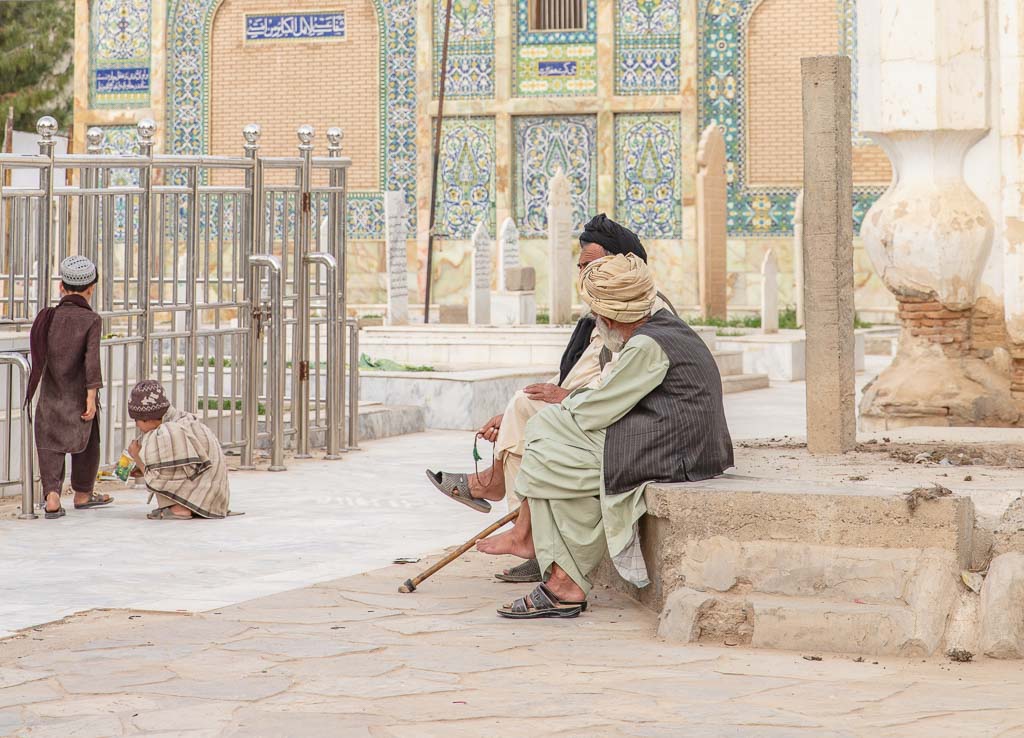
left=596, top=316, right=626, bottom=353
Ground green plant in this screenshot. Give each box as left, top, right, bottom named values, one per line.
left=358, top=353, right=434, bottom=372
left=536, top=311, right=550, bottom=325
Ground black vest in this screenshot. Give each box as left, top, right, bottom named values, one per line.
left=603, top=310, right=734, bottom=495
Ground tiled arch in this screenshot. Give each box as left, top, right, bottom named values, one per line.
left=698, top=0, right=882, bottom=238
left=165, top=0, right=418, bottom=237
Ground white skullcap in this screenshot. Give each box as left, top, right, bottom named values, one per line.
left=60, top=255, right=97, bottom=287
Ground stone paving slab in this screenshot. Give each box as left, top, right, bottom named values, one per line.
left=0, top=554, right=1022, bottom=736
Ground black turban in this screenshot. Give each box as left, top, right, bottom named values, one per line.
left=579, top=213, right=647, bottom=263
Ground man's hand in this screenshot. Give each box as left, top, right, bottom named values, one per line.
left=524, top=383, right=570, bottom=404
left=81, top=393, right=97, bottom=422
left=478, top=414, right=502, bottom=443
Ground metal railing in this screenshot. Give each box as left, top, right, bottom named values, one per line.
left=0, top=353, right=35, bottom=518
left=0, top=117, right=358, bottom=509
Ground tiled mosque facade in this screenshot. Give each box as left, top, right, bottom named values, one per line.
left=74, top=0, right=894, bottom=316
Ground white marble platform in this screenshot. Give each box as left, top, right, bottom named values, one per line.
left=716, top=330, right=865, bottom=381
left=361, top=367, right=553, bottom=430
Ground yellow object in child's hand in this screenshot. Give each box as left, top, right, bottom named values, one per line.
left=114, top=451, right=136, bottom=483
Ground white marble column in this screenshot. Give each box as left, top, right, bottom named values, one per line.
left=547, top=168, right=574, bottom=325
left=498, top=217, right=520, bottom=292
left=384, top=191, right=409, bottom=326
left=761, top=249, right=778, bottom=334
left=470, top=222, right=492, bottom=326
left=793, top=190, right=805, bottom=328
left=857, top=0, right=1018, bottom=429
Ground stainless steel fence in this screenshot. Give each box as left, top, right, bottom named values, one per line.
left=0, top=117, right=355, bottom=509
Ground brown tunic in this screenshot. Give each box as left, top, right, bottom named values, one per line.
left=33, top=298, right=103, bottom=453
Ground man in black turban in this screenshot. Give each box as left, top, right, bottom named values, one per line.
left=426, top=214, right=674, bottom=583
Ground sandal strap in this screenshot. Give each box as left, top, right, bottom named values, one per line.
left=528, top=584, right=557, bottom=611
left=508, top=559, right=541, bottom=578
left=438, top=471, right=470, bottom=498
left=510, top=596, right=529, bottom=614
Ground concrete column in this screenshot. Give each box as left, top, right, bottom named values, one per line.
left=498, top=217, right=520, bottom=292
left=547, top=168, right=574, bottom=325
left=470, top=222, right=492, bottom=326
left=384, top=191, right=409, bottom=326
left=761, top=249, right=778, bottom=334
left=801, top=56, right=855, bottom=454
left=696, top=124, right=728, bottom=320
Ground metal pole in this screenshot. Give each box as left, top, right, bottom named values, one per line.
left=250, top=254, right=285, bottom=471
left=326, top=127, right=347, bottom=451
left=35, top=117, right=57, bottom=310
left=136, top=120, right=156, bottom=380
left=347, top=317, right=359, bottom=450
left=2, top=354, right=36, bottom=519
left=240, top=124, right=261, bottom=470
left=295, top=125, right=314, bottom=458
left=184, top=164, right=200, bottom=412
left=304, top=253, right=339, bottom=459
left=423, top=0, right=456, bottom=324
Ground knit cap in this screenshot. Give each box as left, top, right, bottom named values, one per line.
left=128, top=380, right=170, bottom=421
left=60, top=255, right=97, bottom=286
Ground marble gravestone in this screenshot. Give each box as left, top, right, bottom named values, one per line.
left=547, top=167, right=574, bottom=325
left=470, top=222, right=492, bottom=326
left=793, top=190, right=805, bottom=328
left=761, top=249, right=779, bottom=334
left=384, top=191, right=409, bottom=326
left=498, top=217, right=520, bottom=292
left=696, top=124, right=728, bottom=320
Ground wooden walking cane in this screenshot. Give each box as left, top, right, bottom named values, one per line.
left=398, top=508, right=520, bottom=593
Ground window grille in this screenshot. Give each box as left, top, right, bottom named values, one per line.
left=529, top=0, right=585, bottom=31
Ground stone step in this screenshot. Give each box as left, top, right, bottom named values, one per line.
left=594, top=477, right=977, bottom=657
left=658, top=589, right=943, bottom=657
left=721, top=373, right=770, bottom=393
left=712, top=350, right=743, bottom=377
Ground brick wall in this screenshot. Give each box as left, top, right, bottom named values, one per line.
left=209, top=0, right=380, bottom=190
left=746, top=0, right=891, bottom=187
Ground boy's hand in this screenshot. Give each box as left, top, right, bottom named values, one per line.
left=81, top=396, right=97, bottom=421
left=128, top=439, right=141, bottom=460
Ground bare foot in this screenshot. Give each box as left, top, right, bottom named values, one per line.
left=468, top=462, right=506, bottom=501
left=476, top=529, right=535, bottom=558
left=169, top=503, right=193, bottom=518
left=542, top=564, right=586, bottom=602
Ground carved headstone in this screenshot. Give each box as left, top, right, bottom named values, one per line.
left=547, top=167, right=574, bottom=325
left=383, top=191, right=409, bottom=326
left=696, top=124, right=728, bottom=320
left=761, top=249, right=779, bottom=334
left=470, top=222, right=492, bottom=326
left=498, top=217, right=520, bottom=292
left=801, top=56, right=855, bottom=454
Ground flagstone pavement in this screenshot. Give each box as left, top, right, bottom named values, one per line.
left=1, top=553, right=1023, bottom=737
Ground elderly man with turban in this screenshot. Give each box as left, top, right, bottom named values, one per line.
left=476, top=253, right=733, bottom=618
left=426, top=214, right=676, bottom=584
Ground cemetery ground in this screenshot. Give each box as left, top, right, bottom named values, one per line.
left=2, top=358, right=1024, bottom=735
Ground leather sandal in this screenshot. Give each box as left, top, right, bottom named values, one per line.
left=425, top=469, right=491, bottom=513
left=497, top=583, right=585, bottom=619
left=74, top=492, right=113, bottom=509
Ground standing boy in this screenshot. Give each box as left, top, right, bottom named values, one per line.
left=26, top=255, right=112, bottom=519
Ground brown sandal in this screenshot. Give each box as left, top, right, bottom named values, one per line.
left=147, top=507, right=192, bottom=520
left=74, top=492, right=114, bottom=509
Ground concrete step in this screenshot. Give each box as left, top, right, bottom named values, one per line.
left=594, top=477, right=976, bottom=657
left=722, top=373, right=770, bottom=393
left=712, top=350, right=743, bottom=377
left=658, top=589, right=943, bottom=657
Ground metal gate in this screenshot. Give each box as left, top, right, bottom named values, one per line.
left=0, top=117, right=355, bottom=513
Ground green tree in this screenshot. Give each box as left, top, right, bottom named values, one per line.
left=0, top=0, right=74, bottom=135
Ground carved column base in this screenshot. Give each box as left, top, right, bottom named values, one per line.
left=860, top=338, right=1020, bottom=431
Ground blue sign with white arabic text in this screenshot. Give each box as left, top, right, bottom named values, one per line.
left=95, top=67, right=150, bottom=93
left=538, top=61, right=577, bottom=77
left=246, top=12, right=346, bottom=41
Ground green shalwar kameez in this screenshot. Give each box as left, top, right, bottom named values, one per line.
left=514, top=334, right=670, bottom=595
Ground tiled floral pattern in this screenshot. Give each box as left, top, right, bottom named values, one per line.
left=698, top=0, right=882, bottom=237
left=90, top=0, right=152, bottom=108
left=514, top=116, right=597, bottom=237
left=615, top=0, right=680, bottom=95
left=433, top=0, right=495, bottom=99
left=435, top=118, right=495, bottom=238
left=166, top=0, right=416, bottom=231
left=615, top=114, right=681, bottom=239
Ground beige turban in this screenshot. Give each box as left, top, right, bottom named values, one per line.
left=578, top=252, right=656, bottom=322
